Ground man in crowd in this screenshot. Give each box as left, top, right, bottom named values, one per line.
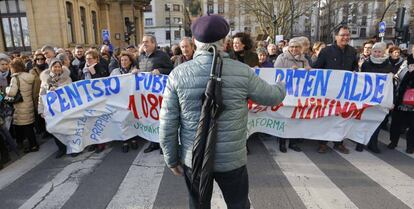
left=159, top=14, right=286, bottom=208
left=174, top=37, right=195, bottom=67
left=312, top=25, right=358, bottom=154
left=137, top=34, right=173, bottom=154
left=267, top=43, right=279, bottom=64
left=72, top=45, right=86, bottom=79
left=41, top=45, right=56, bottom=65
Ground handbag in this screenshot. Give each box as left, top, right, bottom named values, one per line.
left=4, top=76, right=23, bottom=104
left=402, top=88, right=414, bottom=106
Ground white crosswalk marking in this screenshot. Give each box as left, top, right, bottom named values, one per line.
left=106, top=146, right=165, bottom=209
left=211, top=181, right=227, bottom=209
left=336, top=147, right=414, bottom=208
left=0, top=139, right=55, bottom=190
left=262, top=138, right=359, bottom=209
left=17, top=148, right=111, bottom=209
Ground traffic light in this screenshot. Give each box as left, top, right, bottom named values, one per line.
left=402, top=25, right=410, bottom=43
left=395, top=7, right=406, bottom=32
left=124, top=32, right=130, bottom=43
left=125, top=17, right=136, bottom=35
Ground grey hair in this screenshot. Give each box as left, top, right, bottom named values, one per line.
left=56, top=53, right=68, bottom=63
left=194, top=39, right=224, bottom=52
left=180, top=37, right=193, bottom=46
left=256, top=47, right=268, bottom=55
left=0, top=53, right=10, bottom=63
left=143, top=34, right=157, bottom=46
left=41, top=45, right=55, bottom=52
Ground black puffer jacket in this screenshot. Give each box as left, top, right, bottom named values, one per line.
left=361, top=57, right=393, bottom=74
left=395, top=70, right=414, bottom=111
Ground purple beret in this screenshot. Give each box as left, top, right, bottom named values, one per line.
left=191, top=15, right=229, bottom=43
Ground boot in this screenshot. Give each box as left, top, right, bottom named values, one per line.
left=279, top=139, right=287, bottom=153
left=355, top=144, right=364, bottom=152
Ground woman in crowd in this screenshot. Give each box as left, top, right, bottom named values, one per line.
left=274, top=38, right=310, bottom=153
left=6, top=58, right=38, bottom=153
left=356, top=42, right=393, bottom=153
left=311, top=41, right=326, bottom=65
left=232, top=32, right=259, bottom=67
left=170, top=44, right=182, bottom=64
left=30, top=51, right=48, bottom=136
left=388, top=46, right=404, bottom=74
left=81, top=50, right=109, bottom=153
left=38, top=59, right=72, bottom=158
left=256, top=47, right=273, bottom=67
left=110, top=51, right=139, bottom=153
left=388, top=45, right=414, bottom=154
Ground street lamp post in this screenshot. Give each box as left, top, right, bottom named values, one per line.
left=179, top=21, right=182, bottom=40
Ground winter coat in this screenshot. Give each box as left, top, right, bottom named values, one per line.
left=394, top=70, right=414, bottom=112
left=173, top=55, right=193, bottom=68
left=38, top=68, right=72, bottom=114
left=274, top=51, right=310, bottom=68
left=137, top=50, right=173, bottom=75
left=232, top=50, right=259, bottom=67
left=6, top=72, right=35, bottom=125
left=29, top=66, right=44, bottom=112
left=79, top=62, right=108, bottom=80
left=259, top=60, right=274, bottom=68
left=312, top=42, right=358, bottom=71
left=159, top=50, right=286, bottom=172
left=108, top=56, right=120, bottom=73
left=361, top=57, right=393, bottom=74
left=110, top=66, right=135, bottom=76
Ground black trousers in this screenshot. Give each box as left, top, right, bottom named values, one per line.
left=183, top=165, right=250, bottom=209
left=390, top=110, right=414, bottom=150
left=0, top=135, right=9, bottom=161
left=54, top=136, right=66, bottom=152
left=15, top=124, right=38, bottom=148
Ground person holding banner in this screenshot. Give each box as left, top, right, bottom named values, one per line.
left=312, top=25, right=358, bottom=154
left=355, top=42, right=393, bottom=153
left=81, top=50, right=109, bottom=153
left=389, top=46, right=414, bottom=154
left=110, top=51, right=139, bottom=153
left=273, top=37, right=310, bottom=153
left=38, top=59, right=72, bottom=158
left=137, top=34, right=173, bottom=154
left=159, top=15, right=286, bottom=209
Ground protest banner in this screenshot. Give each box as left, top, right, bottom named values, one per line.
left=42, top=69, right=393, bottom=153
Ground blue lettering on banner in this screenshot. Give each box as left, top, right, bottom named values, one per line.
left=275, top=69, right=331, bottom=97
left=361, top=74, right=373, bottom=101
left=134, top=73, right=168, bottom=93
left=90, top=106, right=116, bottom=141
left=46, top=77, right=121, bottom=116
left=336, top=71, right=353, bottom=100
left=371, top=74, right=387, bottom=103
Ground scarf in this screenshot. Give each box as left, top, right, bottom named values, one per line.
left=82, top=63, right=97, bottom=80
left=370, top=54, right=389, bottom=64
left=0, top=70, right=9, bottom=91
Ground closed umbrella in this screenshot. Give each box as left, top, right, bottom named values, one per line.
left=191, top=45, right=225, bottom=208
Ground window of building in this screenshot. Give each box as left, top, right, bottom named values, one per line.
left=65, top=2, right=75, bottom=43
left=91, top=11, right=98, bottom=44
left=218, top=3, right=224, bottom=14
left=165, top=4, right=170, bottom=11
left=145, top=18, right=153, bottom=26
left=165, top=17, right=170, bottom=25
left=144, top=5, right=152, bottom=12
left=207, top=0, right=214, bottom=13
left=166, top=30, right=171, bottom=40
left=174, top=30, right=181, bottom=40
left=360, top=28, right=366, bottom=38
left=173, top=4, right=180, bottom=12
left=0, top=0, right=30, bottom=51
left=80, top=6, right=87, bottom=44
left=173, top=17, right=181, bottom=24
left=361, top=16, right=367, bottom=26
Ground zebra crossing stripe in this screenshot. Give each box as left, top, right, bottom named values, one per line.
left=261, top=138, right=359, bottom=209
left=211, top=181, right=227, bottom=208
left=0, top=139, right=55, bottom=190
left=336, top=149, right=414, bottom=208
left=106, top=146, right=165, bottom=209
left=17, top=148, right=112, bottom=209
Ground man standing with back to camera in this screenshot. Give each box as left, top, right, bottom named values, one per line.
left=159, top=15, right=286, bottom=209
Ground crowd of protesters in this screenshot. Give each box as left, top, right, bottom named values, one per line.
left=1, top=24, right=413, bottom=170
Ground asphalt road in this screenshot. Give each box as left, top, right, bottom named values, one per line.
left=0, top=130, right=413, bottom=209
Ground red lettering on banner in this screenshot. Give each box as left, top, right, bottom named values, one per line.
left=248, top=99, right=283, bottom=113
left=291, top=97, right=372, bottom=120
left=128, top=95, right=140, bottom=119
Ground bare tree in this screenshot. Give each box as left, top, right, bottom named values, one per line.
left=239, top=0, right=316, bottom=43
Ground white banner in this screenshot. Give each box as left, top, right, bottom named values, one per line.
left=42, top=69, right=393, bottom=153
